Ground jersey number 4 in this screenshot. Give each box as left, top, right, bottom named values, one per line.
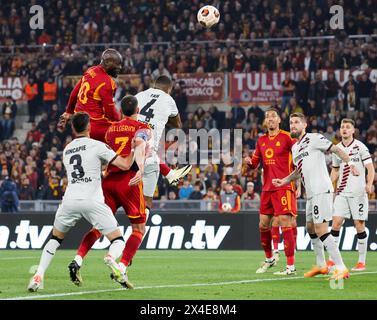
left=140, top=99, right=157, bottom=122
left=70, top=154, right=85, bottom=179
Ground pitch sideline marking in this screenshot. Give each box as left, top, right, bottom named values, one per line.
left=3, top=271, right=377, bottom=300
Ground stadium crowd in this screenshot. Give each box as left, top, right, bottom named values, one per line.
left=1, top=0, right=377, bottom=210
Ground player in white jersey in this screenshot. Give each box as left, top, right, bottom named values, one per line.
left=27, top=112, right=141, bottom=292
left=136, top=75, right=191, bottom=210
left=272, top=113, right=360, bottom=281
left=329, top=118, right=375, bottom=271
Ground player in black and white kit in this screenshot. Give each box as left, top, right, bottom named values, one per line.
left=136, top=76, right=191, bottom=212
left=272, top=113, right=360, bottom=281
left=28, top=112, right=141, bottom=292
left=330, top=118, right=375, bottom=271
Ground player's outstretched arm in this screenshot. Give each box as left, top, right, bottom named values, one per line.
left=329, top=145, right=360, bottom=176
left=272, top=169, right=300, bottom=187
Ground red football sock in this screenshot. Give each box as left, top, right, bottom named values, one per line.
left=159, top=162, right=171, bottom=177
left=293, top=226, right=297, bottom=248
left=271, top=226, right=280, bottom=251
left=120, top=230, right=144, bottom=266
left=77, top=229, right=102, bottom=258
left=260, top=227, right=273, bottom=259
left=282, top=227, right=295, bottom=265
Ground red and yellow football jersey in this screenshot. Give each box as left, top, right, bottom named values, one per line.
left=250, top=130, right=296, bottom=192
left=66, top=65, right=120, bottom=122
left=105, top=116, right=149, bottom=174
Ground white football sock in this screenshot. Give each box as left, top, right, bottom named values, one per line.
left=311, top=237, right=326, bottom=268
left=108, top=238, right=125, bottom=260
left=321, top=234, right=345, bottom=270
left=74, top=255, right=83, bottom=267
left=357, top=232, right=368, bottom=264
left=36, top=238, right=61, bottom=277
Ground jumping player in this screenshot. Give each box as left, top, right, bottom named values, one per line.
left=28, top=112, right=136, bottom=292
left=245, top=107, right=298, bottom=275
left=329, top=118, right=375, bottom=271
left=136, top=75, right=192, bottom=211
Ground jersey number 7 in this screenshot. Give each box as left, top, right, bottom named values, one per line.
left=140, top=99, right=157, bottom=122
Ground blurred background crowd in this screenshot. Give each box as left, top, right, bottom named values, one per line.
left=0, top=0, right=377, bottom=210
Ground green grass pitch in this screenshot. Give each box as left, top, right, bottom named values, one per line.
left=1, top=250, right=377, bottom=300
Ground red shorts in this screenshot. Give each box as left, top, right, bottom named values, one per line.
left=102, top=171, right=146, bottom=224
left=260, top=189, right=297, bottom=217
left=89, top=119, right=113, bottom=143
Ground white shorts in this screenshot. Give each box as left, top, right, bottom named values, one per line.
left=142, top=162, right=160, bottom=198
left=306, top=192, right=333, bottom=224
left=54, top=199, right=119, bottom=235
left=333, top=194, right=369, bottom=221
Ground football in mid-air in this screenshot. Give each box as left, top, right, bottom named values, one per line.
left=222, top=202, right=232, bottom=212
left=197, top=5, right=220, bottom=28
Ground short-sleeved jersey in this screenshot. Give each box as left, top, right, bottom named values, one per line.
left=292, top=133, right=334, bottom=199
left=62, top=137, right=117, bottom=201
left=136, top=88, right=178, bottom=162
left=251, top=130, right=296, bottom=191
left=66, top=65, right=120, bottom=122
left=332, top=139, right=372, bottom=196
left=105, top=117, right=150, bottom=174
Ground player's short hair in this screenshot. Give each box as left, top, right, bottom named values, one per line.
left=121, top=95, right=138, bottom=116
left=290, top=112, right=306, bottom=122
left=265, top=106, right=281, bottom=117
left=71, top=112, right=90, bottom=133
left=341, top=118, right=355, bottom=127
left=154, top=75, right=172, bottom=87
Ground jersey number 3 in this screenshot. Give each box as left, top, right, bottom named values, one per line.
left=70, top=154, right=85, bottom=179
left=140, top=99, right=157, bottom=122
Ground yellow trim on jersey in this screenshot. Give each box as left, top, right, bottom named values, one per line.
left=93, top=82, right=106, bottom=101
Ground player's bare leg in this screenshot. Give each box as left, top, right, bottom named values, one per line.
left=28, top=228, right=65, bottom=292
left=315, top=222, right=349, bottom=280
left=271, top=216, right=280, bottom=262
left=256, top=214, right=276, bottom=273
left=304, top=222, right=329, bottom=277
left=352, top=220, right=368, bottom=271
left=273, top=214, right=296, bottom=275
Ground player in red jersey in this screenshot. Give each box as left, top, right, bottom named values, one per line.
left=68, top=96, right=151, bottom=288
left=246, top=107, right=299, bottom=275
left=59, top=49, right=188, bottom=188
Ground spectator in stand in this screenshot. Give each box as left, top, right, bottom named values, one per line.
left=325, top=71, right=341, bottom=112
left=18, top=177, right=35, bottom=200
left=344, top=83, right=359, bottom=111
left=189, top=182, right=203, bottom=200
left=358, top=73, right=373, bottom=112
left=168, top=190, right=178, bottom=201
left=37, top=112, right=49, bottom=134
left=0, top=176, right=19, bottom=212
left=151, top=62, right=171, bottom=80
left=229, top=176, right=243, bottom=196
left=57, top=78, right=73, bottom=114
left=218, top=182, right=241, bottom=214
left=26, top=122, right=42, bottom=143
left=1, top=98, right=17, bottom=140
left=241, top=182, right=261, bottom=201
left=281, top=73, right=296, bottom=112
left=42, top=77, right=57, bottom=114
left=24, top=77, right=38, bottom=123
left=178, top=179, right=193, bottom=200
left=231, top=104, right=246, bottom=124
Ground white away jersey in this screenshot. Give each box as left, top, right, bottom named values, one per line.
left=332, top=139, right=372, bottom=196
left=292, top=133, right=334, bottom=199
left=62, top=137, right=117, bottom=201
left=136, top=88, right=178, bottom=162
